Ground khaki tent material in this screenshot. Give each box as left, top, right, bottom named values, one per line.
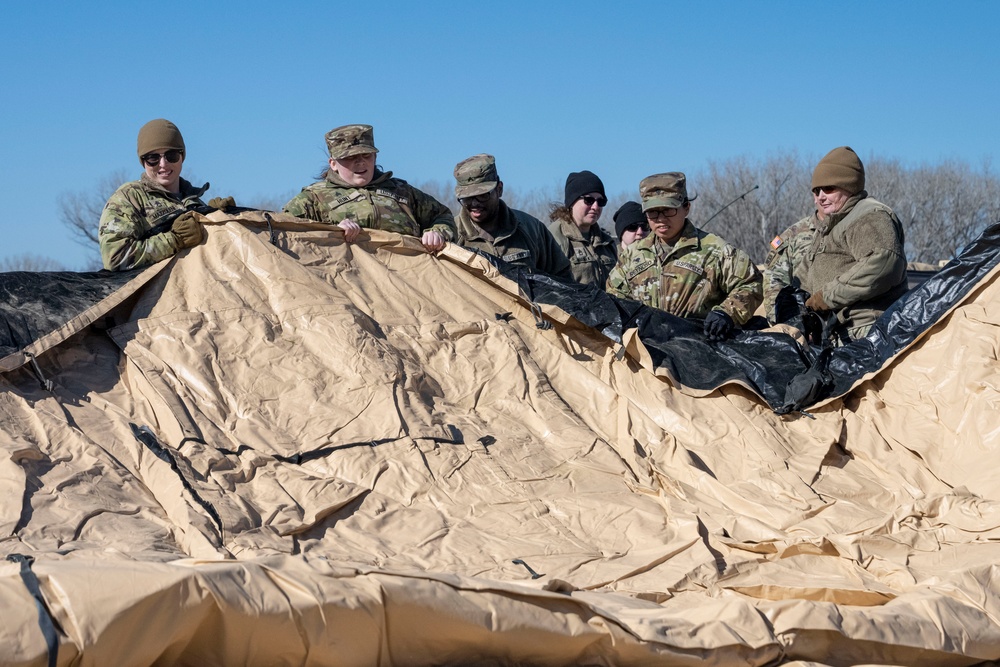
left=1, top=214, right=999, bottom=665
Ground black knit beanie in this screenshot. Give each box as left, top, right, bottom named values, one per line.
left=613, top=201, right=645, bottom=239
left=564, top=170, right=606, bottom=207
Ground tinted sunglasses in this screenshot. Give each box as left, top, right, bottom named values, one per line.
left=811, top=186, right=840, bottom=196
left=623, top=223, right=649, bottom=233
left=581, top=195, right=608, bottom=207
left=141, top=150, right=183, bottom=167
left=459, top=192, right=493, bottom=206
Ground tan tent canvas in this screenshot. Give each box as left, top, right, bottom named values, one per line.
left=1, top=213, right=998, bottom=666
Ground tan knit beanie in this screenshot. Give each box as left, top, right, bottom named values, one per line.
left=811, top=146, right=865, bottom=194
left=137, top=119, right=185, bottom=157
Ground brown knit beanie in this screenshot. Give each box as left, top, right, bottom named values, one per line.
left=811, top=146, right=864, bottom=194
left=137, top=119, right=185, bottom=158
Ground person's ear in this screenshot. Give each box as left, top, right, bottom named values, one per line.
left=497, top=181, right=504, bottom=198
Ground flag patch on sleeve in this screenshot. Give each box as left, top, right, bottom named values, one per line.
left=770, top=236, right=784, bottom=250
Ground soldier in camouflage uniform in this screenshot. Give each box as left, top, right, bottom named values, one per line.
left=99, top=119, right=215, bottom=271
left=283, top=124, right=455, bottom=252
left=763, top=147, right=907, bottom=341
left=547, top=170, right=618, bottom=287
left=607, top=172, right=762, bottom=341
left=453, top=154, right=572, bottom=279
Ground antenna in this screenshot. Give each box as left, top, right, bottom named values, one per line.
left=701, top=184, right=759, bottom=229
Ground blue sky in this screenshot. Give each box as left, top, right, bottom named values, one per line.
left=1, top=1, right=997, bottom=270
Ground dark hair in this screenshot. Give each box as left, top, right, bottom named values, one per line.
left=548, top=203, right=574, bottom=223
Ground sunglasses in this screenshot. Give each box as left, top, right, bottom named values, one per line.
left=141, top=150, right=183, bottom=167
left=623, top=223, right=649, bottom=233
left=580, top=195, right=608, bottom=208
left=459, top=192, right=493, bottom=206
left=811, top=186, right=840, bottom=196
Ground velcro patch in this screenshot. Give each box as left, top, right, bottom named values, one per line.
left=503, top=250, right=531, bottom=263
left=375, top=189, right=408, bottom=206
left=673, top=260, right=705, bottom=277
left=770, top=235, right=783, bottom=250
left=625, top=259, right=655, bottom=280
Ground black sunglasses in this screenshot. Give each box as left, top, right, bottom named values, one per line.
left=623, top=223, right=649, bottom=233
left=141, top=150, right=183, bottom=167
left=459, top=192, right=493, bottom=206
left=581, top=195, right=608, bottom=207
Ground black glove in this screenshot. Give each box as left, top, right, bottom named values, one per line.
left=703, top=310, right=735, bottom=342
left=171, top=211, right=205, bottom=249
left=207, top=196, right=236, bottom=211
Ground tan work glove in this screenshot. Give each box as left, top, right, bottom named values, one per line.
left=208, top=196, right=236, bottom=210
left=171, top=211, right=206, bottom=249
left=805, top=290, right=830, bottom=311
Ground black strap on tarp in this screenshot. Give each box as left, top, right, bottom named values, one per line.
left=6, top=554, right=61, bottom=667
left=130, top=423, right=224, bottom=534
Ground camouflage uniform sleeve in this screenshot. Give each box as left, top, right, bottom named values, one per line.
left=282, top=188, right=321, bottom=221
left=822, top=209, right=907, bottom=309
left=715, top=244, right=763, bottom=325
left=605, top=253, right=632, bottom=300
left=763, top=241, right=794, bottom=324
left=408, top=186, right=456, bottom=241
left=98, top=186, right=181, bottom=272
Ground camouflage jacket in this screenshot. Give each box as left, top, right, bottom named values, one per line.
left=547, top=217, right=618, bottom=288
left=456, top=202, right=572, bottom=279
left=283, top=169, right=455, bottom=241
left=99, top=175, right=209, bottom=271
left=606, top=220, right=762, bottom=324
left=763, top=192, right=907, bottom=335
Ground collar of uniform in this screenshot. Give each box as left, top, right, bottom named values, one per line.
left=816, top=190, right=868, bottom=234
left=325, top=168, right=393, bottom=189
left=139, top=174, right=209, bottom=199
left=457, top=200, right=519, bottom=241
left=558, top=217, right=587, bottom=242
left=651, top=219, right=699, bottom=252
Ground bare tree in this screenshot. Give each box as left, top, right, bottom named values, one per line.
left=692, top=153, right=813, bottom=264
left=58, top=169, right=131, bottom=249
left=691, top=152, right=1000, bottom=265
left=1, top=254, right=66, bottom=272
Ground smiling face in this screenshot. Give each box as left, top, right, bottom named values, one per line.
left=142, top=147, right=184, bottom=193
left=812, top=186, right=851, bottom=216
left=330, top=152, right=376, bottom=186
left=460, top=183, right=503, bottom=227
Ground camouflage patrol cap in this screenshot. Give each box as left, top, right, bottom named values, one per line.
left=639, top=172, right=688, bottom=211
left=454, top=154, right=500, bottom=199
left=326, top=124, right=379, bottom=160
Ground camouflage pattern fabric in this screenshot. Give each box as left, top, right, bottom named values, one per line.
left=547, top=217, right=618, bottom=288
left=607, top=220, right=762, bottom=324
left=763, top=192, right=907, bottom=339
left=283, top=170, right=455, bottom=241
left=456, top=202, right=572, bottom=279
left=99, top=175, right=209, bottom=271
left=763, top=214, right=815, bottom=323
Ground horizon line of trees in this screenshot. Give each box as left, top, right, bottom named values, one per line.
left=4, top=150, right=998, bottom=272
